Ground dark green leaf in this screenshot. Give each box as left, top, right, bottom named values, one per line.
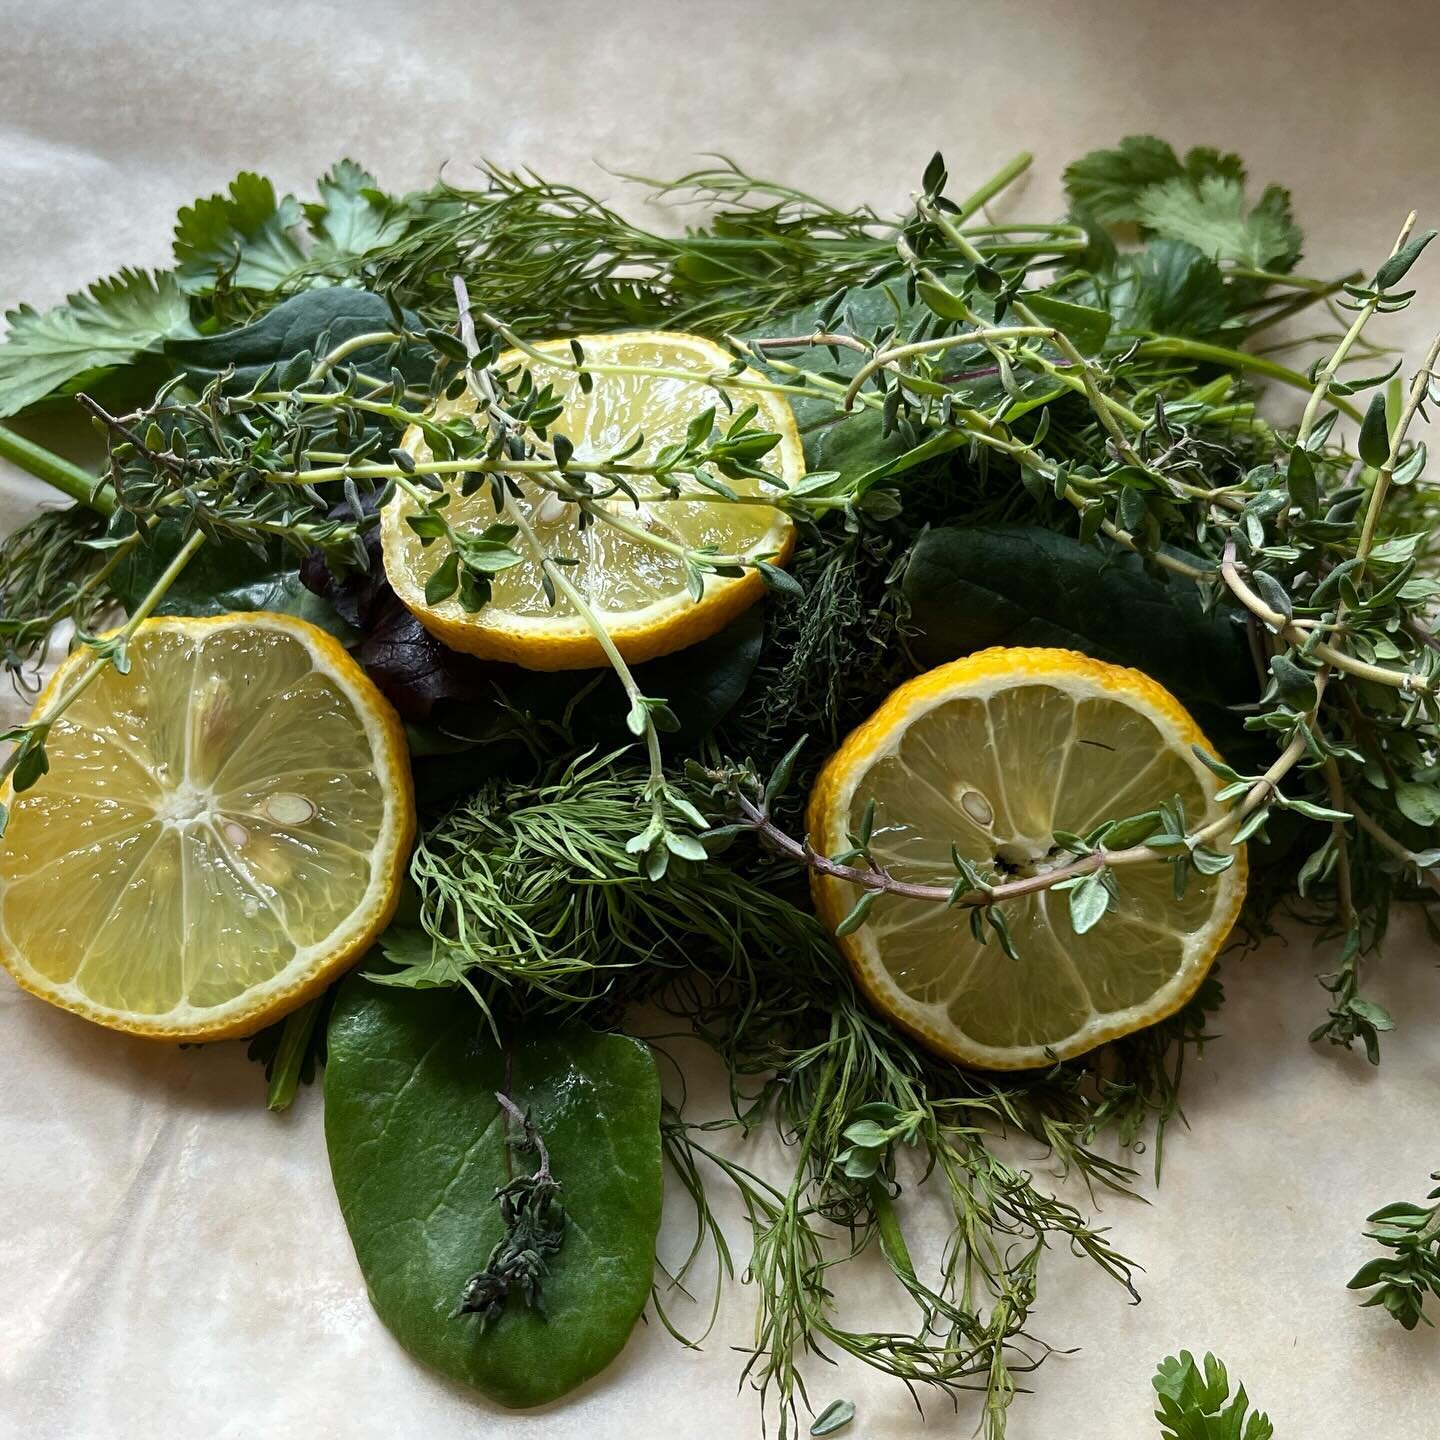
left=904, top=526, right=1253, bottom=746
left=1395, top=781, right=1440, bottom=827
left=1375, top=229, right=1438, bottom=290
left=841, top=1119, right=890, bottom=1148
left=1190, top=846, right=1237, bottom=875
left=1137, top=174, right=1302, bottom=269
left=1286, top=448, right=1319, bottom=515
left=915, top=279, right=971, bottom=322
left=756, top=558, right=804, bottom=598
left=1253, top=570, right=1293, bottom=622
left=765, top=733, right=808, bottom=811
left=324, top=982, right=662, bottom=1408
left=167, top=288, right=425, bottom=391
left=1358, top=392, right=1391, bottom=470
left=1084, top=239, right=1229, bottom=340
left=1026, top=293, right=1113, bottom=355
left=172, top=171, right=307, bottom=293
left=12, top=740, right=49, bottom=793
left=1098, top=810, right=1163, bottom=849
left=1068, top=871, right=1110, bottom=935
left=810, top=1398, right=856, bottom=1436
left=1063, top=136, right=1186, bottom=224
left=1393, top=441, right=1427, bottom=487
left=424, top=551, right=461, bottom=604
left=110, top=523, right=353, bottom=639
left=1269, top=652, right=1316, bottom=707
left=835, top=889, right=879, bottom=937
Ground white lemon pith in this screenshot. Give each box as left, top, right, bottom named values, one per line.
left=809, top=648, right=1247, bottom=1069
left=0, top=614, right=413, bottom=1039
left=380, top=331, right=801, bottom=670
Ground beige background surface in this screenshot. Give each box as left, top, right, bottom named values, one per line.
left=3, top=2, right=1440, bottom=1436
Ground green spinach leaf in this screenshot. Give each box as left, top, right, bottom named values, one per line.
left=904, top=525, right=1254, bottom=743
left=324, top=982, right=662, bottom=1408
left=166, top=288, right=425, bottom=390
left=111, top=523, right=352, bottom=637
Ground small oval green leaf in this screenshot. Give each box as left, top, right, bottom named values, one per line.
left=811, top=1398, right=857, bottom=1435
left=1358, top=391, right=1392, bottom=470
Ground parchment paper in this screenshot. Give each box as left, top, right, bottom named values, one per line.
left=3, top=3, right=1439, bottom=1435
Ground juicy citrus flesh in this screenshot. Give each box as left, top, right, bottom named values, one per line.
left=381, top=331, right=801, bottom=670
left=0, top=614, right=413, bottom=1040
left=808, top=648, right=1246, bottom=1069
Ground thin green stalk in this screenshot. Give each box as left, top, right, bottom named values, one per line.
left=1294, top=212, right=1416, bottom=446
left=0, top=425, right=114, bottom=515
left=264, top=996, right=326, bottom=1112
left=954, top=151, right=1033, bottom=218
left=308, top=330, right=404, bottom=379
left=1353, top=329, right=1440, bottom=585
left=1, top=529, right=205, bottom=788
left=1136, top=337, right=1365, bottom=421
left=506, top=503, right=668, bottom=814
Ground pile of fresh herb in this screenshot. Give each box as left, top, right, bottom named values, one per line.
left=2, top=136, right=1438, bottom=1435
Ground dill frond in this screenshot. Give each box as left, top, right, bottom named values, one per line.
left=391, top=756, right=1151, bottom=1436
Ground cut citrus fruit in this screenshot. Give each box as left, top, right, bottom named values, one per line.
left=0, top=613, right=413, bottom=1040
left=808, top=648, right=1246, bottom=1069
left=381, top=331, right=801, bottom=670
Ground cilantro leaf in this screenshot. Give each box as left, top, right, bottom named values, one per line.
left=1179, top=145, right=1247, bottom=187
left=1063, top=135, right=1187, bottom=224
left=1115, top=238, right=1230, bottom=337
left=304, top=159, right=410, bottom=263
left=173, top=171, right=307, bottom=293
left=1064, top=136, right=1252, bottom=224
left=0, top=268, right=196, bottom=418
left=1152, top=1351, right=1274, bottom=1440
left=1137, top=175, right=1303, bottom=270
left=1064, top=135, right=1301, bottom=275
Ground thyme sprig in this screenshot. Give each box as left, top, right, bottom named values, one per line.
left=1348, top=1172, right=1440, bottom=1330
left=453, top=1090, right=566, bottom=1328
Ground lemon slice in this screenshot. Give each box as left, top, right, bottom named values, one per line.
left=0, top=614, right=413, bottom=1040
left=808, top=648, right=1246, bottom=1069
left=381, top=331, right=801, bottom=670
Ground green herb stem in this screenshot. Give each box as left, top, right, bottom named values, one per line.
left=1353, top=329, right=1440, bottom=584
left=1294, top=212, right=1417, bottom=446
left=264, top=995, right=325, bottom=1112
left=0, top=424, right=114, bottom=515
left=953, top=151, right=1034, bottom=217
left=1135, top=338, right=1365, bottom=422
